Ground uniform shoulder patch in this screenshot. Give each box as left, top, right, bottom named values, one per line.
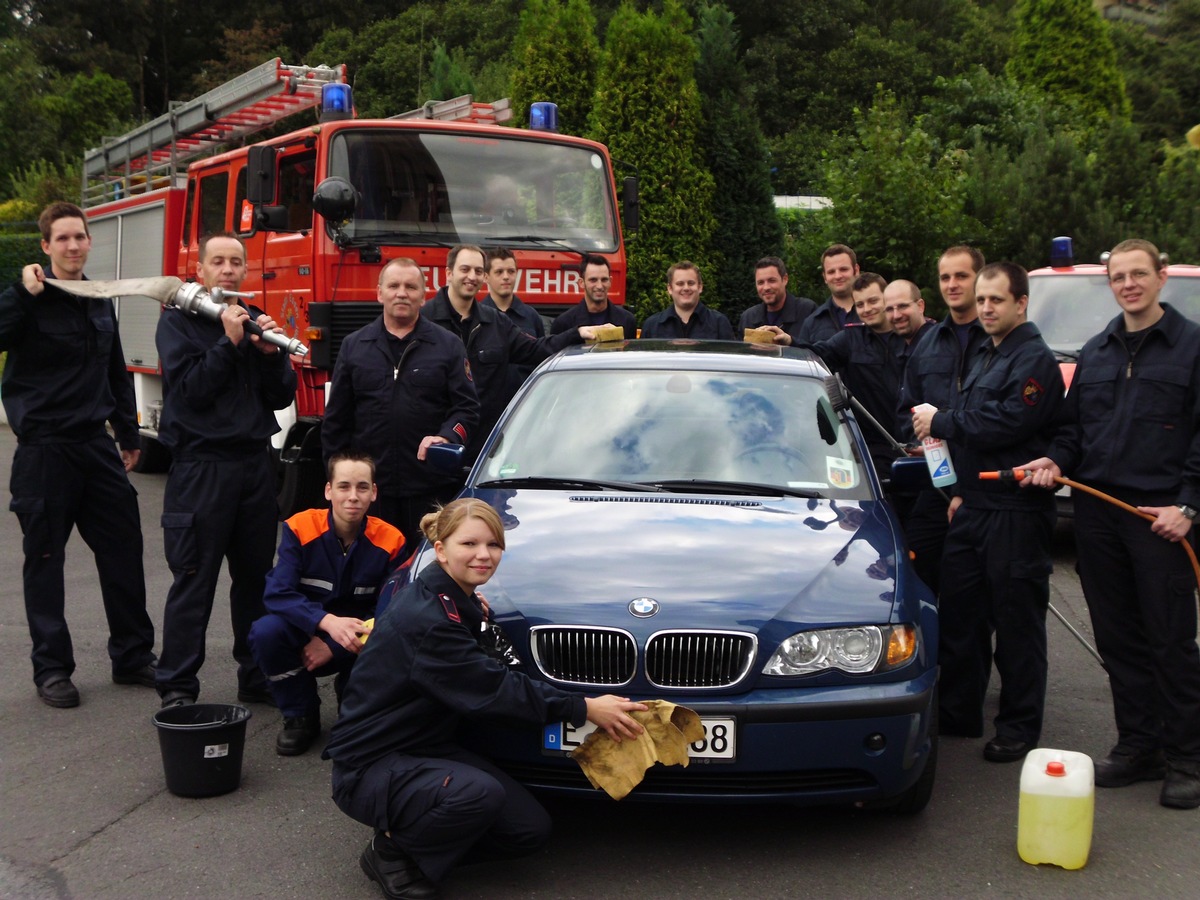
left=438, top=593, right=462, bottom=623
left=464, top=358, right=474, bottom=383
left=1022, top=378, right=1044, bottom=407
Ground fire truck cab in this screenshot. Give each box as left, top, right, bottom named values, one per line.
left=81, top=59, right=635, bottom=513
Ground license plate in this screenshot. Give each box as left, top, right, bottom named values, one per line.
left=543, top=716, right=736, bottom=761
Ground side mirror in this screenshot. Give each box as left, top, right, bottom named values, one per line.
left=426, top=442, right=466, bottom=475
left=312, top=176, right=358, bottom=223
left=622, top=175, right=639, bottom=232
left=256, top=205, right=290, bottom=232
left=246, top=146, right=278, bottom=205
left=889, top=456, right=933, bottom=492
left=816, top=393, right=839, bottom=445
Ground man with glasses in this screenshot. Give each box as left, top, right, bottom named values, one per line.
left=1022, top=239, right=1200, bottom=808
left=550, top=255, right=637, bottom=339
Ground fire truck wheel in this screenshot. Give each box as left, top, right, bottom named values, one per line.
left=132, top=436, right=171, bottom=474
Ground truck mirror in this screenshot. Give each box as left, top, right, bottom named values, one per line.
left=622, top=175, right=639, bottom=232
left=256, top=205, right=290, bottom=232
left=312, top=177, right=358, bottom=223
left=246, top=146, right=278, bottom=205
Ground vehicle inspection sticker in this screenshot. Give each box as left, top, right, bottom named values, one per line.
left=499, top=464, right=518, bottom=477
left=826, top=456, right=856, bottom=488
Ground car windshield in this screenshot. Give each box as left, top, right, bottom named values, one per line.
left=327, top=129, right=618, bottom=252
left=478, top=368, right=872, bottom=500
left=1028, top=273, right=1200, bottom=352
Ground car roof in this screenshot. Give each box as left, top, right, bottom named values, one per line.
left=543, top=339, right=832, bottom=378
left=1029, top=263, right=1200, bottom=277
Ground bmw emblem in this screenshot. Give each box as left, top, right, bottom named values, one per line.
left=628, top=597, right=659, bottom=618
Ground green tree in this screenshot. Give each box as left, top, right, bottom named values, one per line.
left=694, top=2, right=783, bottom=318
left=589, top=0, right=716, bottom=321
left=790, top=92, right=977, bottom=308
left=1154, top=142, right=1200, bottom=261
left=509, top=0, right=600, bottom=134
left=1007, top=0, right=1129, bottom=123
left=424, top=41, right=475, bottom=102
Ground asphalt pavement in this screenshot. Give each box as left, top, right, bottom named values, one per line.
left=3, top=422, right=1200, bottom=899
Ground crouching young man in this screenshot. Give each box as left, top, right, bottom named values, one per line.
left=249, top=453, right=405, bottom=755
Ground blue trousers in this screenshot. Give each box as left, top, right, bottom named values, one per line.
left=938, top=502, right=1053, bottom=743
left=248, top=613, right=356, bottom=717
left=332, top=746, right=552, bottom=885
left=9, top=437, right=155, bottom=685
left=156, top=454, right=277, bottom=699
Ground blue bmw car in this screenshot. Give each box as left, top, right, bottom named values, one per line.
left=392, top=341, right=938, bottom=812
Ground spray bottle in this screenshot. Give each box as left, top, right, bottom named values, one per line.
left=912, top=403, right=957, bottom=489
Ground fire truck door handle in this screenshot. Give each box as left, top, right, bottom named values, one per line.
left=262, top=272, right=277, bottom=280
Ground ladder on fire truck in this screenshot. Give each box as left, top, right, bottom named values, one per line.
left=81, top=58, right=347, bottom=208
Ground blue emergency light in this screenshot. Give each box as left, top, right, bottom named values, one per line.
left=1049, top=235, right=1074, bottom=268
left=530, top=102, right=559, bottom=133
left=321, top=83, right=354, bottom=122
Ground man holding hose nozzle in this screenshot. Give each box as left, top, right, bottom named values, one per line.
left=1022, top=239, right=1200, bottom=809
left=912, top=261, right=1064, bottom=763
left=155, top=233, right=297, bottom=708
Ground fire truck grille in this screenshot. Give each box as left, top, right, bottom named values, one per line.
left=325, top=302, right=384, bottom=369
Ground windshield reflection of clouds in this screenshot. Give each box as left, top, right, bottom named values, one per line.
left=483, top=369, right=869, bottom=500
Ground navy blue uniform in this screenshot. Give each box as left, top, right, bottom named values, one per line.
left=1047, top=304, right=1200, bottom=764
left=481, top=293, right=547, bottom=406
left=737, top=293, right=817, bottom=345
left=550, top=298, right=637, bottom=339
left=796, top=297, right=860, bottom=344
left=325, top=564, right=586, bottom=886
left=894, top=315, right=989, bottom=594
left=249, top=509, right=404, bottom=717
left=425, top=288, right=579, bottom=462
left=0, top=275, right=155, bottom=687
left=155, top=303, right=297, bottom=701
left=321, top=314, right=479, bottom=546
left=642, top=302, right=734, bottom=340
left=808, top=325, right=906, bottom=473
left=930, top=322, right=1064, bottom=743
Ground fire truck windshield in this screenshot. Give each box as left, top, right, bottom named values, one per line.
left=327, top=129, right=618, bottom=252
left=1027, top=272, right=1200, bottom=357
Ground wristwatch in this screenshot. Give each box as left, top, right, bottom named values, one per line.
left=1177, top=504, right=1197, bottom=520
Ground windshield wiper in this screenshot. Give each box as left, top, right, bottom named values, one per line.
left=491, top=235, right=585, bottom=260
left=648, top=479, right=823, bottom=499
left=476, top=476, right=663, bottom=493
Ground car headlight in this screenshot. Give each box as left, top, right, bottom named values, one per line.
left=763, top=624, right=917, bottom=676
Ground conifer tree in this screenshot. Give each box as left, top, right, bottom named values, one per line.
left=509, top=0, right=600, bottom=134
left=589, top=0, right=716, bottom=321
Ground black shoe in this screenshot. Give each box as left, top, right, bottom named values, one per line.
left=37, top=677, right=80, bottom=709
left=1160, top=763, right=1200, bottom=809
left=360, top=836, right=438, bottom=900
left=1094, top=747, right=1166, bottom=788
left=983, top=735, right=1034, bottom=763
left=113, top=663, right=157, bottom=687
left=160, top=691, right=195, bottom=709
left=237, top=685, right=277, bottom=706
left=276, top=714, right=321, bottom=756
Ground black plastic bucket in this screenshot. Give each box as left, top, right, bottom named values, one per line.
left=152, top=703, right=252, bottom=797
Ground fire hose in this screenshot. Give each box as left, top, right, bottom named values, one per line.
left=981, top=469, right=1200, bottom=595
left=44, top=275, right=309, bottom=357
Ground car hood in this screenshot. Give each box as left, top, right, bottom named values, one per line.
left=469, top=488, right=904, bottom=633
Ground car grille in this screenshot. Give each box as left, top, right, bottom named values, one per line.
left=646, top=631, right=756, bottom=688
left=530, top=626, right=636, bottom=687
left=529, top=627, right=756, bottom=689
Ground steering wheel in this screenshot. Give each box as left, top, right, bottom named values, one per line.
left=735, top=444, right=809, bottom=465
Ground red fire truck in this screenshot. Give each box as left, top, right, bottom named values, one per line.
left=82, top=59, right=636, bottom=513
